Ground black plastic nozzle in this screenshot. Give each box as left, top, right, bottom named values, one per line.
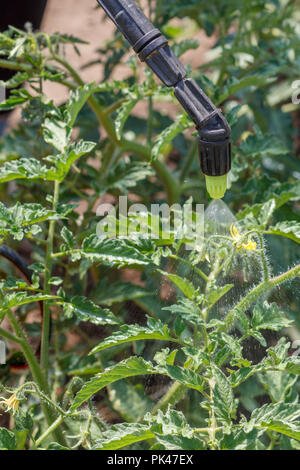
left=174, top=79, right=231, bottom=177
left=97, top=0, right=232, bottom=193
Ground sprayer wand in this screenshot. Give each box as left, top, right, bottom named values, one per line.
left=97, top=0, right=231, bottom=199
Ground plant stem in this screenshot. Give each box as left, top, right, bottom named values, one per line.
left=51, top=55, right=180, bottom=205
left=41, top=180, right=60, bottom=376
left=0, top=325, right=22, bottom=344
left=207, top=378, right=218, bottom=449
left=147, top=95, right=153, bottom=146
left=222, top=263, right=300, bottom=332
left=5, top=310, right=67, bottom=445
left=35, top=415, right=65, bottom=448
left=151, top=382, right=187, bottom=414
left=258, top=233, right=270, bottom=282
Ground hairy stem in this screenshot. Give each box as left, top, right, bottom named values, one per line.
left=5, top=310, right=66, bottom=445
left=41, top=180, right=60, bottom=376
left=222, top=263, right=300, bottom=332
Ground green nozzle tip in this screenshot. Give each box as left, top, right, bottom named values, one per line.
left=205, top=174, right=228, bottom=199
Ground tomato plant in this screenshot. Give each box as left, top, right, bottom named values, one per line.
left=0, top=0, right=299, bottom=450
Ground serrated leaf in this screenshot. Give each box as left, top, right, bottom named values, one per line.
left=240, top=133, right=289, bottom=158
left=162, top=272, right=200, bottom=301
left=251, top=301, right=293, bottom=331
left=145, top=408, right=205, bottom=450
left=151, top=114, right=191, bottom=161
left=267, top=221, right=300, bottom=244
left=61, top=226, right=76, bottom=249
left=0, top=158, right=51, bottom=183
left=2, top=292, right=58, bottom=310
left=212, top=366, right=234, bottom=425
left=162, top=365, right=204, bottom=392
left=115, top=93, right=140, bottom=139
left=163, top=298, right=204, bottom=327
left=89, top=318, right=178, bottom=354
left=71, top=357, right=156, bottom=411
left=93, top=423, right=154, bottom=450
left=0, top=202, right=66, bottom=240
left=155, top=433, right=205, bottom=450
left=48, top=140, right=96, bottom=181
left=63, top=296, right=119, bottom=325
left=0, top=427, right=17, bottom=450
left=42, top=117, right=71, bottom=153
left=258, top=370, right=297, bottom=402
left=172, top=39, right=199, bottom=57
left=207, top=284, right=234, bottom=308
left=91, top=280, right=151, bottom=306
left=0, top=88, right=31, bottom=111
left=220, top=428, right=260, bottom=450
left=219, top=75, right=275, bottom=103
left=102, top=159, right=154, bottom=194
left=65, top=83, right=95, bottom=127
left=80, top=236, right=152, bottom=267
left=247, top=402, right=300, bottom=441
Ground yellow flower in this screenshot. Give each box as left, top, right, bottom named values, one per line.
left=230, top=224, right=257, bottom=251
left=0, top=392, right=20, bottom=415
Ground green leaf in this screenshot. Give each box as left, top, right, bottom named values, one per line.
left=207, top=284, right=234, bottom=308
left=71, top=354, right=204, bottom=411
left=220, top=428, right=260, bottom=450
left=42, top=117, right=71, bottom=153
left=154, top=433, right=205, bottom=450
left=172, top=39, right=199, bottom=57
left=48, top=140, right=96, bottom=181
left=60, top=226, right=76, bottom=250
left=91, top=280, right=151, bottom=306
left=108, top=381, right=153, bottom=422
left=246, top=403, right=300, bottom=441
left=151, top=114, right=191, bottom=161
left=2, top=292, right=58, bottom=310
left=79, top=236, right=152, bottom=268
left=0, top=427, right=17, bottom=450
left=0, top=158, right=51, bottom=183
left=212, top=366, right=234, bottom=425
left=0, top=202, right=66, bottom=240
left=65, top=83, right=95, bottom=127
left=162, top=272, right=200, bottom=301
left=230, top=356, right=300, bottom=388
left=162, top=365, right=204, bottom=392
left=145, top=408, right=205, bottom=450
left=258, top=370, right=297, bottom=402
left=251, top=301, right=293, bottom=331
left=267, top=221, right=300, bottom=244
left=63, top=296, right=119, bottom=325
left=93, top=423, right=154, bottom=450
left=115, top=93, right=140, bottom=139
left=70, top=357, right=156, bottom=411
left=240, top=133, right=289, bottom=158
left=163, top=298, right=204, bottom=327
left=219, top=75, right=275, bottom=103
left=0, top=89, right=31, bottom=111
left=14, top=409, right=34, bottom=433
left=257, top=199, right=276, bottom=227
left=89, top=317, right=178, bottom=354
left=102, top=159, right=154, bottom=194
